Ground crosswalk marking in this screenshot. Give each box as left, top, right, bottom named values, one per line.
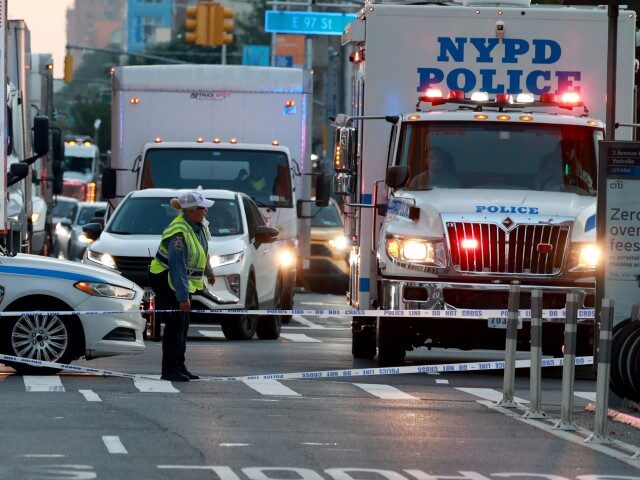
left=102, top=436, right=128, bottom=454
left=292, top=315, right=324, bottom=329
left=79, top=389, right=102, bottom=402
left=280, top=333, right=322, bottom=343
left=134, top=377, right=179, bottom=393
left=198, top=330, right=226, bottom=339
left=242, top=379, right=301, bottom=396
left=353, top=383, right=420, bottom=400
left=435, top=379, right=449, bottom=385
left=23, top=375, right=65, bottom=392
left=456, top=387, right=528, bottom=404
left=575, top=391, right=596, bottom=402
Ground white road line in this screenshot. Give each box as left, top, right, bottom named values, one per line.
left=435, top=379, right=449, bottom=385
left=23, top=376, right=65, bottom=392
left=134, top=377, right=179, bottom=393
left=18, top=454, right=65, bottom=458
left=353, top=383, right=420, bottom=400
left=79, top=389, right=102, bottom=402
left=198, top=330, right=226, bottom=339
left=242, top=379, right=301, bottom=396
left=102, top=436, right=128, bottom=454
left=292, top=315, right=324, bottom=329
left=456, top=387, right=529, bottom=404
left=280, top=333, right=322, bottom=343
left=575, top=391, right=596, bottom=402
left=219, top=443, right=251, bottom=447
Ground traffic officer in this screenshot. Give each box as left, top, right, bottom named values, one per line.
left=149, top=191, right=216, bottom=382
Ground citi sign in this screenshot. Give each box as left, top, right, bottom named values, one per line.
left=417, top=37, right=580, bottom=95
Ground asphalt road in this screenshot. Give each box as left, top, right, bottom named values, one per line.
left=1, top=291, right=640, bottom=479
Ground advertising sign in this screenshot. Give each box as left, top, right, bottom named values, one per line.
left=597, top=141, right=640, bottom=324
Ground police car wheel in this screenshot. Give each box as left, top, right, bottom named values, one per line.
left=6, top=310, right=77, bottom=374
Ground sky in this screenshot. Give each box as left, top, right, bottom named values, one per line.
left=8, top=0, right=76, bottom=79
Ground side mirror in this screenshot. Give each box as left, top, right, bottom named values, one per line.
left=334, top=173, right=356, bottom=196
left=82, top=222, right=103, bottom=241
left=32, top=116, right=50, bottom=156
left=314, top=174, right=331, bottom=207
left=102, top=167, right=116, bottom=199
left=386, top=165, right=409, bottom=189
left=255, top=225, right=279, bottom=245
left=51, top=131, right=64, bottom=195
left=333, top=126, right=357, bottom=173
left=8, top=162, right=29, bottom=187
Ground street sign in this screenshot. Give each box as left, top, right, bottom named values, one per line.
left=242, top=45, right=270, bottom=66
left=265, top=11, right=356, bottom=36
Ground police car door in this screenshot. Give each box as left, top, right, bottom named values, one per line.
left=243, top=198, right=276, bottom=304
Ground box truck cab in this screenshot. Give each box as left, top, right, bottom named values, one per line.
left=63, top=136, right=101, bottom=203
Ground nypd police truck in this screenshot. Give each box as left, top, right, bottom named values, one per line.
left=333, top=0, right=638, bottom=365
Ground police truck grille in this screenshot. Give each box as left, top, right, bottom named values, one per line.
left=112, top=256, right=152, bottom=287
left=446, top=222, right=569, bottom=275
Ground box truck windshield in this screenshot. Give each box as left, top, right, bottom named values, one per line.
left=140, top=148, right=293, bottom=208
left=398, top=122, right=599, bottom=196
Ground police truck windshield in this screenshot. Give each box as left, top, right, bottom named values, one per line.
left=397, top=122, right=600, bottom=196
left=141, top=148, right=293, bottom=208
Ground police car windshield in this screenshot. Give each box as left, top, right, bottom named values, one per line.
left=397, top=122, right=599, bottom=196
left=107, top=197, right=243, bottom=237
left=141, top=148, right=293, bottom=208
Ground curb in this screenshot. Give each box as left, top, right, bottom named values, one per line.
left=585, top=402, right=640, bottom=429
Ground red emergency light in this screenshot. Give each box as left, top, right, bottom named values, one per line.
left=495, top=93, right=512, bottom=104
left=448, top=90, right=465, bottom=100
left=559, top=92, right=581, bottom=104
left=460, top=238, right=479, bottom=250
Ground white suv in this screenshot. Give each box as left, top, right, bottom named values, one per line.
left=83, top=189, right=292, bottom=340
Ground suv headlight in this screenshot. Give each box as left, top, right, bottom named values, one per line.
left=385, top=235, right=446, bottom=267
left=210, top=252, right=243, bottom=268
left=74, top=281, right=136, bottom=300
left=87, top=249, right=117, bottom=269
left=568, top=243, right=600, bottom=271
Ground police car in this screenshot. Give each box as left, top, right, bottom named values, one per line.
left=0, top=253, right=146, bottom=373
left=82, top=189, right=291, bottom=341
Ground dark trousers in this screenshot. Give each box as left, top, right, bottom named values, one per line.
left=149, top=270, right=190, bottom=376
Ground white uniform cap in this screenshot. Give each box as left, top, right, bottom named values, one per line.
left=177, top=191, right=214, bottom=209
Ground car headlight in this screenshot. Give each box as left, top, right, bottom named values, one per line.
left=278, top=248, right=296, bottom=267
left=328, top=235, right=349, bottom=251
left=77, top=233, right=93, bottom=244
left=87, top=249, right=117, bottom=269
left=74, top=281, right=136, bottom=300
left=569, top=243, right=600, bottom=271
left=385, top=236, right=445, bottom=266
left=210, top=251, right=243, bottom=268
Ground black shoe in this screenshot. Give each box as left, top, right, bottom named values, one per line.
left=161, top=372, right=190, bottom=382
left=181, top=369, right=200, bottom=380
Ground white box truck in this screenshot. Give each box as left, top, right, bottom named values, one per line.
left=102, top=64, right=317, bottom=312
left=333, top=0, right=638, bottom=365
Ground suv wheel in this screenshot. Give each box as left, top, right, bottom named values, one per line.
left=222, top=276, right=258, bottom=340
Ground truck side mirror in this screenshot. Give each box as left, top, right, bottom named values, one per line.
left=82, top=222, right=103, bottom=241
left=32, top=116, right=50, bottom=156
left=386, top=165, right=409, bottom=189
left=51, top=130, right=64, bottom=195
left=102, top=167, right=116, bottom=199
left=8, top=162, right=29, bottom=187
left=333, top=126, right=357, bottom=173
left=314, top=173, right=331, bottom=207
left=334, top=172, right=356, bottom=196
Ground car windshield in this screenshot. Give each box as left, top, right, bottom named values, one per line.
left=397, top=122, right=600, bottom=196
left=76, top=205, right=105, bottom=226
left=140, top=148, right=293, bottom=208
left=52, top=200, right=77, bottom=219
left=107, top=197, right=243, bottom=237
left=311, top=204, right=342, bottom=228
left=64, top=155, right=94, bottom=175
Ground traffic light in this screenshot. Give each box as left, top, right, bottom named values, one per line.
left=185, top=2, right=210, bottom=46
left=210, top=3, right=235, bottom=46
left=63, top=54, right=74, bottom=83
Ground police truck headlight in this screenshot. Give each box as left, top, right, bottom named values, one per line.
left=278, top=248, right=296, bottom=267
left=87, top=249, right=117, bottom=269
left=210, top=252, right=243, bottom=268
left=385, top=236, right=445, bottom=266
left=74, top=281, right=136, bottom=300
left=568, top=243, right=600, bottom=271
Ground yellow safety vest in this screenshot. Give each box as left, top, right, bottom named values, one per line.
left=149, top=214, right=207, bottom=293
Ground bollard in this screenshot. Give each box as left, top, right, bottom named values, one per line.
left=498, top=283, right=520, bottom=408
left=586, top=298, right=614, bottom=444
left=554, top=292, right=579, bottom=431
left=523, top=289, right=546, bottom=419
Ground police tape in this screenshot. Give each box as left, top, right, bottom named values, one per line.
left=0, top=352, right=594, bottom=382
left=0, top=307, right=596, bottom=319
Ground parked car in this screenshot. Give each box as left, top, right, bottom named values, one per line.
left=307, top=199, right=349, bottom=293
left=82, top=189, right=290, bottom=340
left=51, top=196, right=79, bottom=258
left=0, top=253, right=145, bottom=373
left=55, top=201, right=107, bottom=261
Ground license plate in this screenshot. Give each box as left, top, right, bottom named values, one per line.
left=488, top=317, right=523, bottom=329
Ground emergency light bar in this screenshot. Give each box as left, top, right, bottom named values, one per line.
left=416, top=90, right=587, bottom=114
